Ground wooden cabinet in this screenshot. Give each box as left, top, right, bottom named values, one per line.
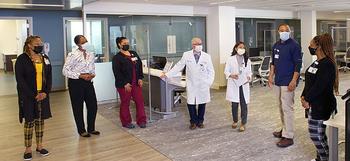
left=2, top=54, right=17, bottom=72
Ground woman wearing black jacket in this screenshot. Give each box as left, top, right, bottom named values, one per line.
left=301, top=34, right=339, bottom=161
left=112, top=37, right=146, bottom=129
left=15, top=35, right=52, bottom=160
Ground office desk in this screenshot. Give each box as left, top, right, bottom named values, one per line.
left=142, top=67, right=186, bottom=118
left=2, top=53, right=17, bottom=72
left=324, top=104, right=345, bottom=161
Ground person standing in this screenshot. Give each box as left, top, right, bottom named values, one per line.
left=63, top=35, right=100, bottom=137
left=112, top=37, right=147, bottom=129
left=301, top=34, right=339, bottom=161
left=161, top=37, right=215, bottom=130
left=224, top=42, right=252, bottom=132
left=15, top=35, right=52, bottom=160
left=268, top=24, right=302, bottom=147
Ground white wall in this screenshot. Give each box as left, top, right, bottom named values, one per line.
left=85, top=2, right=195, bottom=16
left=236, top=9, right=297, bottom=19
left=0, top=20, right=18, bottom=69
left=94, top=62, right=118, bottom=102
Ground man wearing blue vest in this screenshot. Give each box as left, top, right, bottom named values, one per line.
left=268, top=24, right=302, bottom=148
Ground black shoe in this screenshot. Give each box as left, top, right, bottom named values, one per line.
left=139, top=124, right=146, bottom=128
left=89, top=130, right=100, bottom=135
left=23, top=152, right=32, bottom=161
left=123, top=123, right=135, bottom=129
left=36, top=148, right=50, bottom=156
left=79, top=132, right=91, bottom=137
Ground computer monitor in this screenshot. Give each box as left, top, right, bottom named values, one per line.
left=151, top=56, right=167, bottom=70
left=249, top=48, right=260, bottom=57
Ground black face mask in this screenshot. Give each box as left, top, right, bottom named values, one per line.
left=308, top=46, right=317, bottom=55
left=33, top=45, right=44, bottom=54
left=121, top=44, right=130, bottom=51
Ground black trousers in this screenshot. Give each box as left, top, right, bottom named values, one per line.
left=68, top=78, right=97, bottom=134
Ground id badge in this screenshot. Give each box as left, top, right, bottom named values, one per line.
left=274, top=54, right=279, bottom=59
left=239, top=66, right=244, bottom=74
left=131, top=57, right=138, bottom=62
left=308, top=67, right=318, bottom=74
left=44, top=58, right=50, bottom=64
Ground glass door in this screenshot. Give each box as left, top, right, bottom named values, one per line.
left=64, top=18, right=108, bottom=62
left=256, top=21, right=275, bottom=56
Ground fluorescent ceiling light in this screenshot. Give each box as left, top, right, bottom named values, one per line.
left=334, top=11, right=350, bottom=13
left=0, top=3, right=64, bottom=8
left=210, top=0, right=240, bottom=5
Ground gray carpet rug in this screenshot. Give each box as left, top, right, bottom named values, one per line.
left=97, top=73, right=349, bottom=161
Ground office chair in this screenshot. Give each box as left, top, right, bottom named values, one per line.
left=252, top=56, right=270, bottom=86
left=339, top=47, right=350, bottom=72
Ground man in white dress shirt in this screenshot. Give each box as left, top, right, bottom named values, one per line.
left=63, top=35, right=100, bottom=137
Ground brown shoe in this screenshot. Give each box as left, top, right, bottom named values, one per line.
left=197, top=123, right=204, bottom=128
left=276, top=138, right=294, bottom=148
left=232, top=122, right=238, bottom=129
left=273, top=130, right=282, bottom=138
left=189, top=123, right=197, bottom=130
left=239, top=124, right=245, bottom=132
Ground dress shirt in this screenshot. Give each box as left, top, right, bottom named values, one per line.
left=63, top=47, right=95, bottom=79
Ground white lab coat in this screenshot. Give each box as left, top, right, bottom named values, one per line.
left=166, top=50, right=215, bottom=105
left=224, top=55, right=252, bottom=104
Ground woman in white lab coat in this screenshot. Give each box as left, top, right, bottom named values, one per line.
left=162, top=37, right=215, bottom=130
left=224, top=42, right=252, bottom=132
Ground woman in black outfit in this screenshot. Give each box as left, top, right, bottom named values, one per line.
left=301, top=34, right=339, bottom=161
left=15, top=35, right=52, bottom=160
left=112, top=37, right=146, bottom=129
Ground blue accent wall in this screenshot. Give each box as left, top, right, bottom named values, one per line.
left=0, top=9, right=81, bottom=90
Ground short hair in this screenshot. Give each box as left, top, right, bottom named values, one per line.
left=74, top=35, right=84, bottom=45
left=115, top=37, right=127, bottom=49
left=278, top=23, right=291, bottom=32
left=191, top=37, right=202, bottom=44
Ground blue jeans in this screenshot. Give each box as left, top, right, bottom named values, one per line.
left=187, top=104, right=206, bottom=125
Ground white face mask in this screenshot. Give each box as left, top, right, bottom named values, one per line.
left=237, top=48, right=245, bottom=55
left=194, top=45, right=203, bottom=52
left=279, top=32, right=290, bottom=41
left=81, top=42, right=89, bottom=49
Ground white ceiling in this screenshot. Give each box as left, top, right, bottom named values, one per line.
left=91, top=0, right=350, bottom=12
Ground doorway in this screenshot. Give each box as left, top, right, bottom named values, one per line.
left=0, top=17, right=32, bottom=96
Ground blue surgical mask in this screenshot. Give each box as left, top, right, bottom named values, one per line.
left=279, top=32, right=290, bottom=41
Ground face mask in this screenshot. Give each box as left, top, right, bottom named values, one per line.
left=308, top=46, right=317, bottom=55
left=33, top=45, right=44, bottom=54
left=279, top=32, right=290, bottom=41
left=194, top=45, right=203, bottom=52
left=237, top=48, right=245, bottom=55
left=81, top=42, right=89, bottom=49
left=121, top=44, right=130, bottom=51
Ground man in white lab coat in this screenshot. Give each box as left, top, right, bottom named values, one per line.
left=161, top=37, right=215, bottom=130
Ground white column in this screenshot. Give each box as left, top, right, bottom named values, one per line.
left=300, top=10, right=317, bottom=73
left=347, top=20, right=350, bottom=48
left=207, top=6, right=236, bottom=88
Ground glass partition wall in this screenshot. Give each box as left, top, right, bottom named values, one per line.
left=87, top=15, right=206, bottom=63
left=236, top=18, right=301, bottom=57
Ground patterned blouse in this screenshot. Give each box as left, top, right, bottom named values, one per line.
left=62, top=47, right=95, bottom=79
